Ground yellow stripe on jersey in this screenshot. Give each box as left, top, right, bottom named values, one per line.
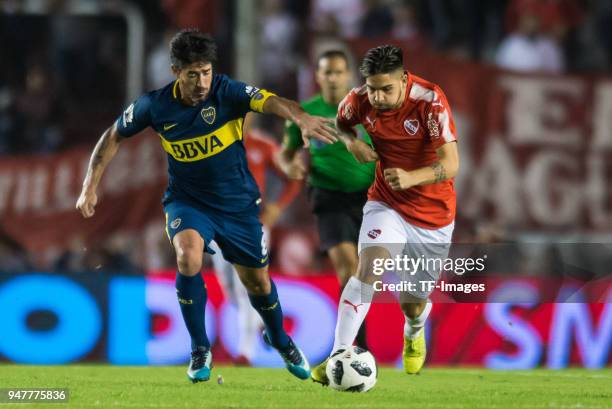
left=159, top=118, right=244, bottom=162
left=249, top=89, right=276, bottom=113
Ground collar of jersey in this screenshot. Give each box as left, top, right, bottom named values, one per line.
left=171, top=79, right=213, bottom=107
left=172, top=80, right=179, bottom=99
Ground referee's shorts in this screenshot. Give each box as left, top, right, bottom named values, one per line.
left=308, top=186, right=369, bottom=252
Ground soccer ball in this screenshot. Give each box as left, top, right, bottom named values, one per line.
left=326, top=346, right=377, bottom=392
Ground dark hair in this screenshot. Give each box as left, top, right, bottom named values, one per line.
left=359, top=45, right=403, bottom=77
left=170, top=29, right=218, bottom=68
left=316, top=49, right=349, bottom=68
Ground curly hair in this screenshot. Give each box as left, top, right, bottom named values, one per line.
left=169, top=29, right=218, bottom=69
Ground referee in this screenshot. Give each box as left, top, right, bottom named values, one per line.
left=278, top=50, right=374, bottom=349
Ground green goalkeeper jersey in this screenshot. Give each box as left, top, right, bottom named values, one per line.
left=284, top=94, right=375, bottom=192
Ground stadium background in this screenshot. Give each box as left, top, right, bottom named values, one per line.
left=0, top=0, right=610, bottom=370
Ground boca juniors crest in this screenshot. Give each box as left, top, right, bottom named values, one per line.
left=201, top=106, right=216, bottom=125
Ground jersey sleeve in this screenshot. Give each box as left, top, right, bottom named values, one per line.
left=115, top=94, right=152, bottom=138
left=224, top=77, right=277, bottom=115
left=425, top=87, right=457, bottom=150
left=336, top=88, right=363, bottom=130
left=284, top=119, right=304, bottom=150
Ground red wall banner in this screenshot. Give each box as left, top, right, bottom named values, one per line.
left=0, top=131, right=167, bottom=258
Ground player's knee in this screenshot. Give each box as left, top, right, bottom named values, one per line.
left=238, top=268, right=271, bottom=295
left=356, top=261, right=374, bottom=283
left=175, top=244, right=202, bottom=276
left=244, top=277, right=270, bottom=295
left=245, top=281, right=268, bottom=295
left=356, top=255, right=382, bottom=284
left=356, top=246, right=391, bottom=284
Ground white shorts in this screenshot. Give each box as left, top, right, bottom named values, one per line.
left=358, top=201, right=454, bottom=299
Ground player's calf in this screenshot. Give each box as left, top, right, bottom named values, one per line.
left=331, top=246, right=385, bottom=352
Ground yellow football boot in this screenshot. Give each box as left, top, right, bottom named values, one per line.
left=311, top=358, right=329, bottom=385
left=403, top=328, right=426, bottom=374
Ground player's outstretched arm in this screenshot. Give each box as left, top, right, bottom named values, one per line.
left=76, top=123, right=124, bottom=218
left=384, top=141, right=459, bottom=191
left=262, top=96, right=337, bottom=147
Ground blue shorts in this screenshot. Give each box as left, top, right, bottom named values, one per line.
left=163, top=200, right=269, bottom=268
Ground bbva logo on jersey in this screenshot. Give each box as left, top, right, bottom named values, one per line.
left=170, top=135, right=224, bottom=160
left=201, top=106, right=216, bottom=125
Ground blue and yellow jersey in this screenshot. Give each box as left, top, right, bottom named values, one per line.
left=115, top=74, right=275, bottom=214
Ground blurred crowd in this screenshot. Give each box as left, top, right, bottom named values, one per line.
left=258, top=0, right=612, bottom=96
left=1, top=0, right=611, bottom=274
left=0, top=0, right=612, bottom=157
left=2, top=0, right=611, bottom=156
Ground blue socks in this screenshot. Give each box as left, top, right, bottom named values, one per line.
left=248, top=280, right=290, bottom=349
left=176, top=272, right=210, bottom=351
left=177, top=273, right=288, bottom=351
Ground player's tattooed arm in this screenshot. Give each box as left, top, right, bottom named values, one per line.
left=76, top=124, right=124, bottom=218
left=262, top=96, right=337, bottom=146
left=432, top=141, right=459, bottom=182
left=430, top=161, right=447, bottom=183
left=384, top=142, right=458, bottom=190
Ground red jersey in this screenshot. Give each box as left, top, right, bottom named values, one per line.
left=337, top=73, right=457, bottom=229
left=244, top=129, right=301, bottom=210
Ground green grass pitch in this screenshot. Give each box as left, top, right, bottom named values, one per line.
left=0, top=365, right=611, bottom=409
